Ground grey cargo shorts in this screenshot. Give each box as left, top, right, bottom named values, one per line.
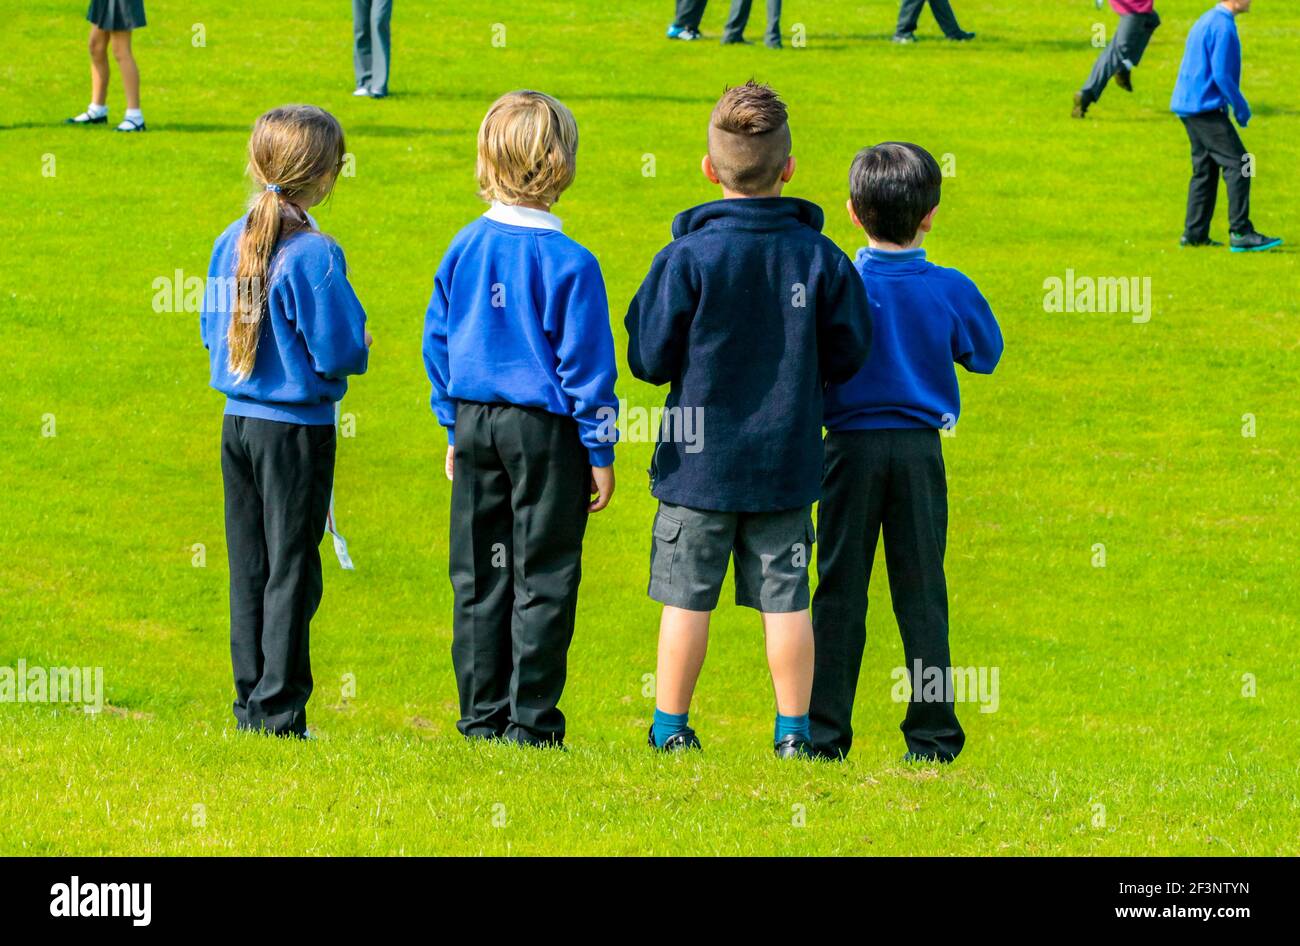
left=648, top=500, right=815, bottom=613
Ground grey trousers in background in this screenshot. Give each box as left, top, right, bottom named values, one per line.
left=353, top=0, right=393, bottom=95
left=724, top=0, right=783, bottom=45
left=895, top=0, right=963, bottom=38
left=672, top=0, right=709, bottom=30
left=673, top=0, right=781, bottom=45
left=1080, top=12, right=1161, bottom=105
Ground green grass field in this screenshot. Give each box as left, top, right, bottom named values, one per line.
left=1, top=0, right=1297, bottom=856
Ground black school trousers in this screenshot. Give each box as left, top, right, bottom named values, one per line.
left=222, top=414, right=336, bottom=737
left=1180, top=109, right=1253, bottom=242
left=810, top=428, right=965, bottom=762
left=449, top=402, right=591, bottom=746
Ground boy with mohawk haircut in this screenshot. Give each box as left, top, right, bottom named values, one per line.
left=626, top=80, right=872, bottom=758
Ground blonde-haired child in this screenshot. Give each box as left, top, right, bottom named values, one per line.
left=200, top=105, right=371, bottom=737
left=423, top=90, right=618, bottom=747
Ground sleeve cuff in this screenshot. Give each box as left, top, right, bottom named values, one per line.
left=587, top=445, right=615, bottom=468
left=445, top=426, right=455, bottom=446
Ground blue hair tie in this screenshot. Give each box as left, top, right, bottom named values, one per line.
left=264, top=183, right=282, bottom=193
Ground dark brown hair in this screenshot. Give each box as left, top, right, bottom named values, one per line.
left=707, top=80, right=792, bottom=195
left=848, top=142, right=942, bottom=245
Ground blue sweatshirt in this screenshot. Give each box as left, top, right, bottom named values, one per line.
left=422, top=204, right=619, bottom=468
left=201, top=217, right=370, bottom=425
left=824, top=248, right=1002, bottom=433
left=1171, top=5, right=1250, bottom=125
left=625, top=197, right=872, bottom=513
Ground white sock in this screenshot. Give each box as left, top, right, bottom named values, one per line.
left=124, top=108, right=143, bottom=121
left=88, top=103, right=108, bottom=118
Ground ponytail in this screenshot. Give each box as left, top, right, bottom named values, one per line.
left=225, top=105, right=347, bottom=380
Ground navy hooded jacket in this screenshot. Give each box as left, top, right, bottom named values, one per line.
left=625, top=197, right=872, bottom=512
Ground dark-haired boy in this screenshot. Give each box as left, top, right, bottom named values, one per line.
left=626, top=81, right=872, bottom=758
left=810, top=142, right=1003, bottom=764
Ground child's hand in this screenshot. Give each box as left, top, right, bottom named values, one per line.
left=589, top=465, right=615, bottom=512
left=364, top=330, right=374, bottom=347
left=445, top=445, right=455, bottom=481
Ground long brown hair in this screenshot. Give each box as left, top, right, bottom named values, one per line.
left=228, top=105, right=346, bottom=379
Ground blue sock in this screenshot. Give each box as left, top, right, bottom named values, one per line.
left=774, top=713, right=811, bottom=743
left=652, top=708, right=690, bottom=747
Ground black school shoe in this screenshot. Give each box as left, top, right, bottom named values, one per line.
left=946, top=31, right=976, bottom=41
left=648, top=724, right=702, bottom=752
left=1115, top=67, right=1133, bottom=92
left=1180, top=235, right=1224, bottom=248
left=774, top=734, right=814, bottom=759
left=1230, top=231, right=1284, bottom=253
left=65, top=111, right=107, bottom=125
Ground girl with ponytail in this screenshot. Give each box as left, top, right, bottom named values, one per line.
left=200, top=105, right=372, bottom=739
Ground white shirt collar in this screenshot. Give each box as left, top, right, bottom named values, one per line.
left=483, top=201, right=563, bottom=232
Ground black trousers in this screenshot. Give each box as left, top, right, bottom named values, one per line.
left=1181, top=110, right=1253, bottom=241
left=449, top=402, right=591, bottom=746
left=896, top=0, right=964, bottom=37
left=221, top=415, right=336, bottom=737
left=810, top=429, right=964, bottom=762
left=1080, top=12, right=1161, bottom=105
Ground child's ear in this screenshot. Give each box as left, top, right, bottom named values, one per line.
left=920, top=206, right=939, bottom=233
left=846, top=198, right=863, bottom=230
left=702, top=154, right=721, bottom=185
left=781, top=156, right=797, bottom=183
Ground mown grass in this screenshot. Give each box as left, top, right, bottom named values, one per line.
left=0, top=0, right=1297, bottom=855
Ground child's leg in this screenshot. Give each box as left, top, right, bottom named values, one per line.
left=369, top=0, right=393, bottom=95
left=449, top=403, right=516, bottom=739
left=722, top=0, right=753, bottom=42
left=221, top=416, right=268, bottom=730
left=646, top=504, right=734, bottom=745
left=88, top=27, right=110, bottom=105
left=497, top=406, right=590, bottom=746
left=655, top=606, right=710, bottom=714
left=351, top=0, right=373, bottom=89
left=242, top=419, right=336, bottom=737
left=764, top=0, right=782, bottom=46
left=810, top=430, right=886, bottom=757
left=926, top=0, right=965, bottom=37
left=109, top=31, right=139, bottom=110
left=761, top=610, right=814, bottom=716
left=895, top=0, right=924, bottom=35
left=881, top=429, right=963, bottom=762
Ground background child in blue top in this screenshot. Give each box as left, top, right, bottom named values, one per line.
left=811, top=142, right=1002, bottom=763
left=626, top=81, right=872, bottom=758
left=200, top=106, right=371, bottom=738
left=423, top=91, right=619, bottom=748
left=1170, top=0, right=1282, bottom=252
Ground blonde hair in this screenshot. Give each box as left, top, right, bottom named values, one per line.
left=228, top=105, right=346, bottom=379
left=476, top=90, right=578, bottom=207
